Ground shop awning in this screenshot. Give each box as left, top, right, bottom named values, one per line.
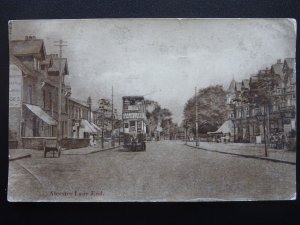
left=207, top=120, right=234, bottom=135
left=81, top=119, right=97, bottom=133
left=24, top=103, right=57, bottom=125
left=91, top=122, right=101, bottom=131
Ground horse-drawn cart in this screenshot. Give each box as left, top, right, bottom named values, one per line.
left=43, top=138, right=61, bottom=158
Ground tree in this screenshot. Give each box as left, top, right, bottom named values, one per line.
left=183, top=85, right=227, bottom=135
left=145, top=99, right=177, bottom=138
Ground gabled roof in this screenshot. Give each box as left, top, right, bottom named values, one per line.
left=242, top=79, right=250, bottom=89
left=69, top=97, right=89, bottom=108
left=271, top=62, right=284, bottom=80
left=10, top=39, right=46, bottom=60
left=41, top=55, right=53, bottom=66
left=284, top=58, right=295, bottom=70
left=227, top=79, right=236, bottom=92
left=235, top=82, right=242, bottom=92
left=48, top=58, right=69, bottom=75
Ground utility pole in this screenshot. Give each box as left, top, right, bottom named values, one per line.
left=111, top=86, right=114, bottom=132
left=111, top=86, right=114, bottom=147
left=195, top=87, right=199, bottom=146
left=54, top=40, right=67, bottom=143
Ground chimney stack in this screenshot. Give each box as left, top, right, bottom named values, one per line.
left=277, top=59, right=281, bottom=64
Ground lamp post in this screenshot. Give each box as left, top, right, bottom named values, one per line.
left=185, top=120, right=188, bottom=144
left=230, top=102, right=237, bottom=143
left=256, top=111, right=268, bottom=157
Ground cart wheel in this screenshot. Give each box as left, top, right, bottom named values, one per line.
left=44, top=147, right=47, bottom=158
left=58, top=146, right=61, bottom=158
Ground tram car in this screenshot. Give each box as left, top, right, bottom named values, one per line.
left=122, top=96, right=147, bottom=151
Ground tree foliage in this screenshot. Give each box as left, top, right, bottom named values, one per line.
left=145, top=99, right=176, bottom=135
left=183, top=85, right=227, bottom=134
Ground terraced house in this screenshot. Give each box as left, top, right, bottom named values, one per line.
left=225, top=58, right=296, bottom=149
left=9, top=36, right=71, bottom=149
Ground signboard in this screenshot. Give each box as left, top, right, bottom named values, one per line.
left=9, top=64, right=22, bottom=108
left=123, top=112, right=145, bottom=120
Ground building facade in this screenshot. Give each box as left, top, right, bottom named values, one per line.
left=224, top=58, right=296, bottom=148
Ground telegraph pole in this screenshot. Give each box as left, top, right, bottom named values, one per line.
left=111, top=86, right=114, bottom=132
left=195, top=87, right=199, bottom=146
left=54, top=40, right=67, bottom=143
left=111, top=86, right=114, bottom=146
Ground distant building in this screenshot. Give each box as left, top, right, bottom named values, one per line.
left=68, top=97, right=97, bottom=139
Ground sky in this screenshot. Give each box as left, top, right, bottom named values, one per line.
left=11, top=19, right=296, bottom=123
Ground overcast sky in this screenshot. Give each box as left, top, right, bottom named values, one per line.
left=11, top=19, right=296, bottom=123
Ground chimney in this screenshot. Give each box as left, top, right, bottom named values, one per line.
left=25, top=36, right=29, bottom=40
left=32, top=36, right=36, bottom=40
left=277, top=59, right=281, bottom=64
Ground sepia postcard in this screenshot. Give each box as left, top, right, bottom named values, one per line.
left=8, top=18, right=296, bottom=202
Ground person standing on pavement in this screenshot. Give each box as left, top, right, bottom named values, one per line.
left=90, top=134, right=94, bottom=147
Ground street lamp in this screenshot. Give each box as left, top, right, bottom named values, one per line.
left=256, top=111, right=268, bottom=157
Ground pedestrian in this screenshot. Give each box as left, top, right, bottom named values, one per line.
left=90, top=134, right=94, bottom=147
left=93, top=134, right=97, bottom=147
left=281, top=134, right=286, bottom=150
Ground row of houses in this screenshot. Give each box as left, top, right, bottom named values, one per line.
left=209, top=58, right=296, bottom=148
left=9, top=36, right=103, bottom=149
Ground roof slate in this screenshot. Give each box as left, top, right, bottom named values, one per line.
left=227, top=79, right=236, bottom=92
left=10, top=39, right=46, bottom=59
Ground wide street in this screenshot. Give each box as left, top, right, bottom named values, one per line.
left=8, top=140, right=296, bottom=202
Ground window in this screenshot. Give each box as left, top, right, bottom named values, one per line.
left=130, top=121, right=135, bottom=127
left=33, top=57, right=40, bottom=71
left=130, top=100, right=135, bottom=105
left=124, top=123, right=129, bottom=128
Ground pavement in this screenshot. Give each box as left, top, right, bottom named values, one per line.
left=9, top=141, right=122, bottom=160
left=185, top=141, right=296, bottom=164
